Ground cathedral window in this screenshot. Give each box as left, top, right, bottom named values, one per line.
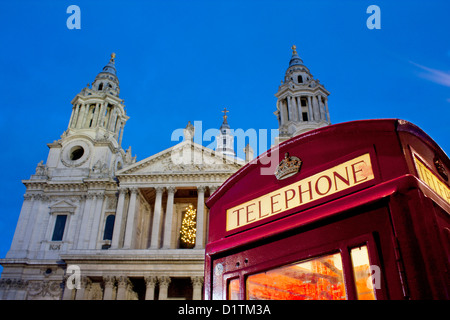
left=298, top=75, right=303, bottom=83
left=98, top=83, right=103, bottom=90
left=52, top=215, right=67, bottom=241
left=103, top=215, right=115, bottom=241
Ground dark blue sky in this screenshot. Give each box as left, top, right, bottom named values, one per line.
left=0, top=0, right=449, bottom=265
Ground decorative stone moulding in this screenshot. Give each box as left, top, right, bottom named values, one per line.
left=61, top=140, right=92, bottom=167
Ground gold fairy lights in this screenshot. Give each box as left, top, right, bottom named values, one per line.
left=180, top=204, right=197, bottom=246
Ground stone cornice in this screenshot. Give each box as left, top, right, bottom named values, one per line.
left=22, top=179, right=118, bottom=192
left=70, top=91, right=124, bottom=106
left=117, top=172, right=235, bottom=184
left=61, top=249, right=205, bottom=264
left=275, top=84, right=330, bottom=98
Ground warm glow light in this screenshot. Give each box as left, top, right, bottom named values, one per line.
left=246, top=252, right=346, bottom=300
left=180, top=204, right=197, bottom=246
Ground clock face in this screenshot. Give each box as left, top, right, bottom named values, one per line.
left=61, top=140, right=91, bottom=167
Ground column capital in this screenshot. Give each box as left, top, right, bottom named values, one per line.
left=129, top=187, right=139, bottom=195
left=103, top=276, right=115, bottom=287
left=80, top=276, right=92, bottom=288
left=197, top=185, right=206, bottom=193
left=154, top=186, right=165, bottom=193
left=166, top=186, right=177, bottom=194
left=208, top=186, right=219, bottom=193
left=118, top=187, right=128, bottom=195
left=117, top=275, right=129, bottom=288
left=157, top=276, right=171, bottom=288
left=191, top=276, right=204, bottom=287
left=144, top=276, right=158, bottom=287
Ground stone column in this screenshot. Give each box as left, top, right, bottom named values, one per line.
left=119, top=122, right=125, bottom=146
left=325, top=98, right=330, bottom=122
left=21, top=194, right=40, bottom=251
left=116, top=276, right=128, bottom=300
left=158, top=276, right=171, bottom=300
left=103, top=276, right=115, bottom=300
left=9, top=194, right=33, bottom=252
left=291, top=96, right=299, bottom=121
left=76, top=104, right=84, bottom=128
left=81, top=104, right=90, bottom=128
left=144, top=276, right=157, bottom=300
left=75, top=277, right=90, bottom=300
left=318, top=96, right=325, bottom=120
left=307, top=96, right=313, bottom=121
left=279, top=99, right=287, bottom=124
left=98, top=102, right=106, bottom=128
left=162, top=187, right=176, bottom=249
left=79, top=193, right=98, bottom=249
left=191, top=277, right=204, bottom=300
left=88, top=193, right=105, bottom=249
left=91, top=103, right=100, bottom=127
left=123, top=187, right=139, bottom=249
left=108, top=109, right=117, bottom=131
left=150, top=187, right=164, bottom=249
left=62, top=276, right=74, bottom=300
left=111, top=188, right=128, bottom=249
left=68, top=105, right=76, bottom=128
left=296, top=97, right=302, bottom=122
left=70, top=104, right=79, bottom=128
left=194, top=186, right=205, bottom=249
left=313, top=96, right=320, bottom=122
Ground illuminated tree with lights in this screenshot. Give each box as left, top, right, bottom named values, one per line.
left=180, top=204, right=196, bottom=247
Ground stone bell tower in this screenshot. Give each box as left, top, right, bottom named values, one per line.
left=215, top=108, right=236, bottom=158
left=275, top=45, right=331, bottom=144
left=0, top=54, right=136, bottom=300
left=50, top=53, right=133, bottom=179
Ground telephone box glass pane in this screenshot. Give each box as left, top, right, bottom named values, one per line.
left=228, top=278, right=240, bottom=300
left=246, top=252, right=346, bottom=300
left=350, top=245, right=376, bottom=300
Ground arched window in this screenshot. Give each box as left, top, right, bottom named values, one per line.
left=298, top=75, right=303, bottom=83
left=98, top=83, right=103, bottom=91
left=103, top=215, right=115, bottom=240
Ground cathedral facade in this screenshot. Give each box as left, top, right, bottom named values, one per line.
left=0, top=47, right=330, bottom=300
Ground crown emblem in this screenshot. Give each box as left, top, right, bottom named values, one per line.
left=275, top=152, right=302, bottom=180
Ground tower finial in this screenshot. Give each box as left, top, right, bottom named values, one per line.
left=222, top=107, right=229, bottom=121
left=291, top=45, right=297, bottom=55
left=110, top=52, right=116, bottom=62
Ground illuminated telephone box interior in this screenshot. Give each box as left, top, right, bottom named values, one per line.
left=204, top=119, right=450, bottom=300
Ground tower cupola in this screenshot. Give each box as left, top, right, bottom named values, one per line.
left=66, top=53, right=128, bottom=146
left=216, top=108, right=236, bottom=158
left=91, top=53, right=120, bottom=97
left=274, top=45, right=331, bottom=144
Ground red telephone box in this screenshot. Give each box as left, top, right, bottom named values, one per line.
left=204, top=119, right=450, bottom=300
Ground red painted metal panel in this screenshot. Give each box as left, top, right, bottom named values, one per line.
left=204, top=119, right=450, bottom=300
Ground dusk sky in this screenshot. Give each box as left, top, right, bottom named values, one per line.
left=0, top=0, right=449, bottom=267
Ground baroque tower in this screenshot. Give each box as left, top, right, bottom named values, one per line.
left=0, top=54, right=136, bottom=299
left=60, top=52, right=132, bottom=176
left=275, top=46, right=331, bottom=144
left=215, top=108, right=236, bottom=158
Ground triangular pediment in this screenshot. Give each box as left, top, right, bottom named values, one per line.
left=49, top=200, right=76, bottom=213
left=117, top=140, right=244, bottom=175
